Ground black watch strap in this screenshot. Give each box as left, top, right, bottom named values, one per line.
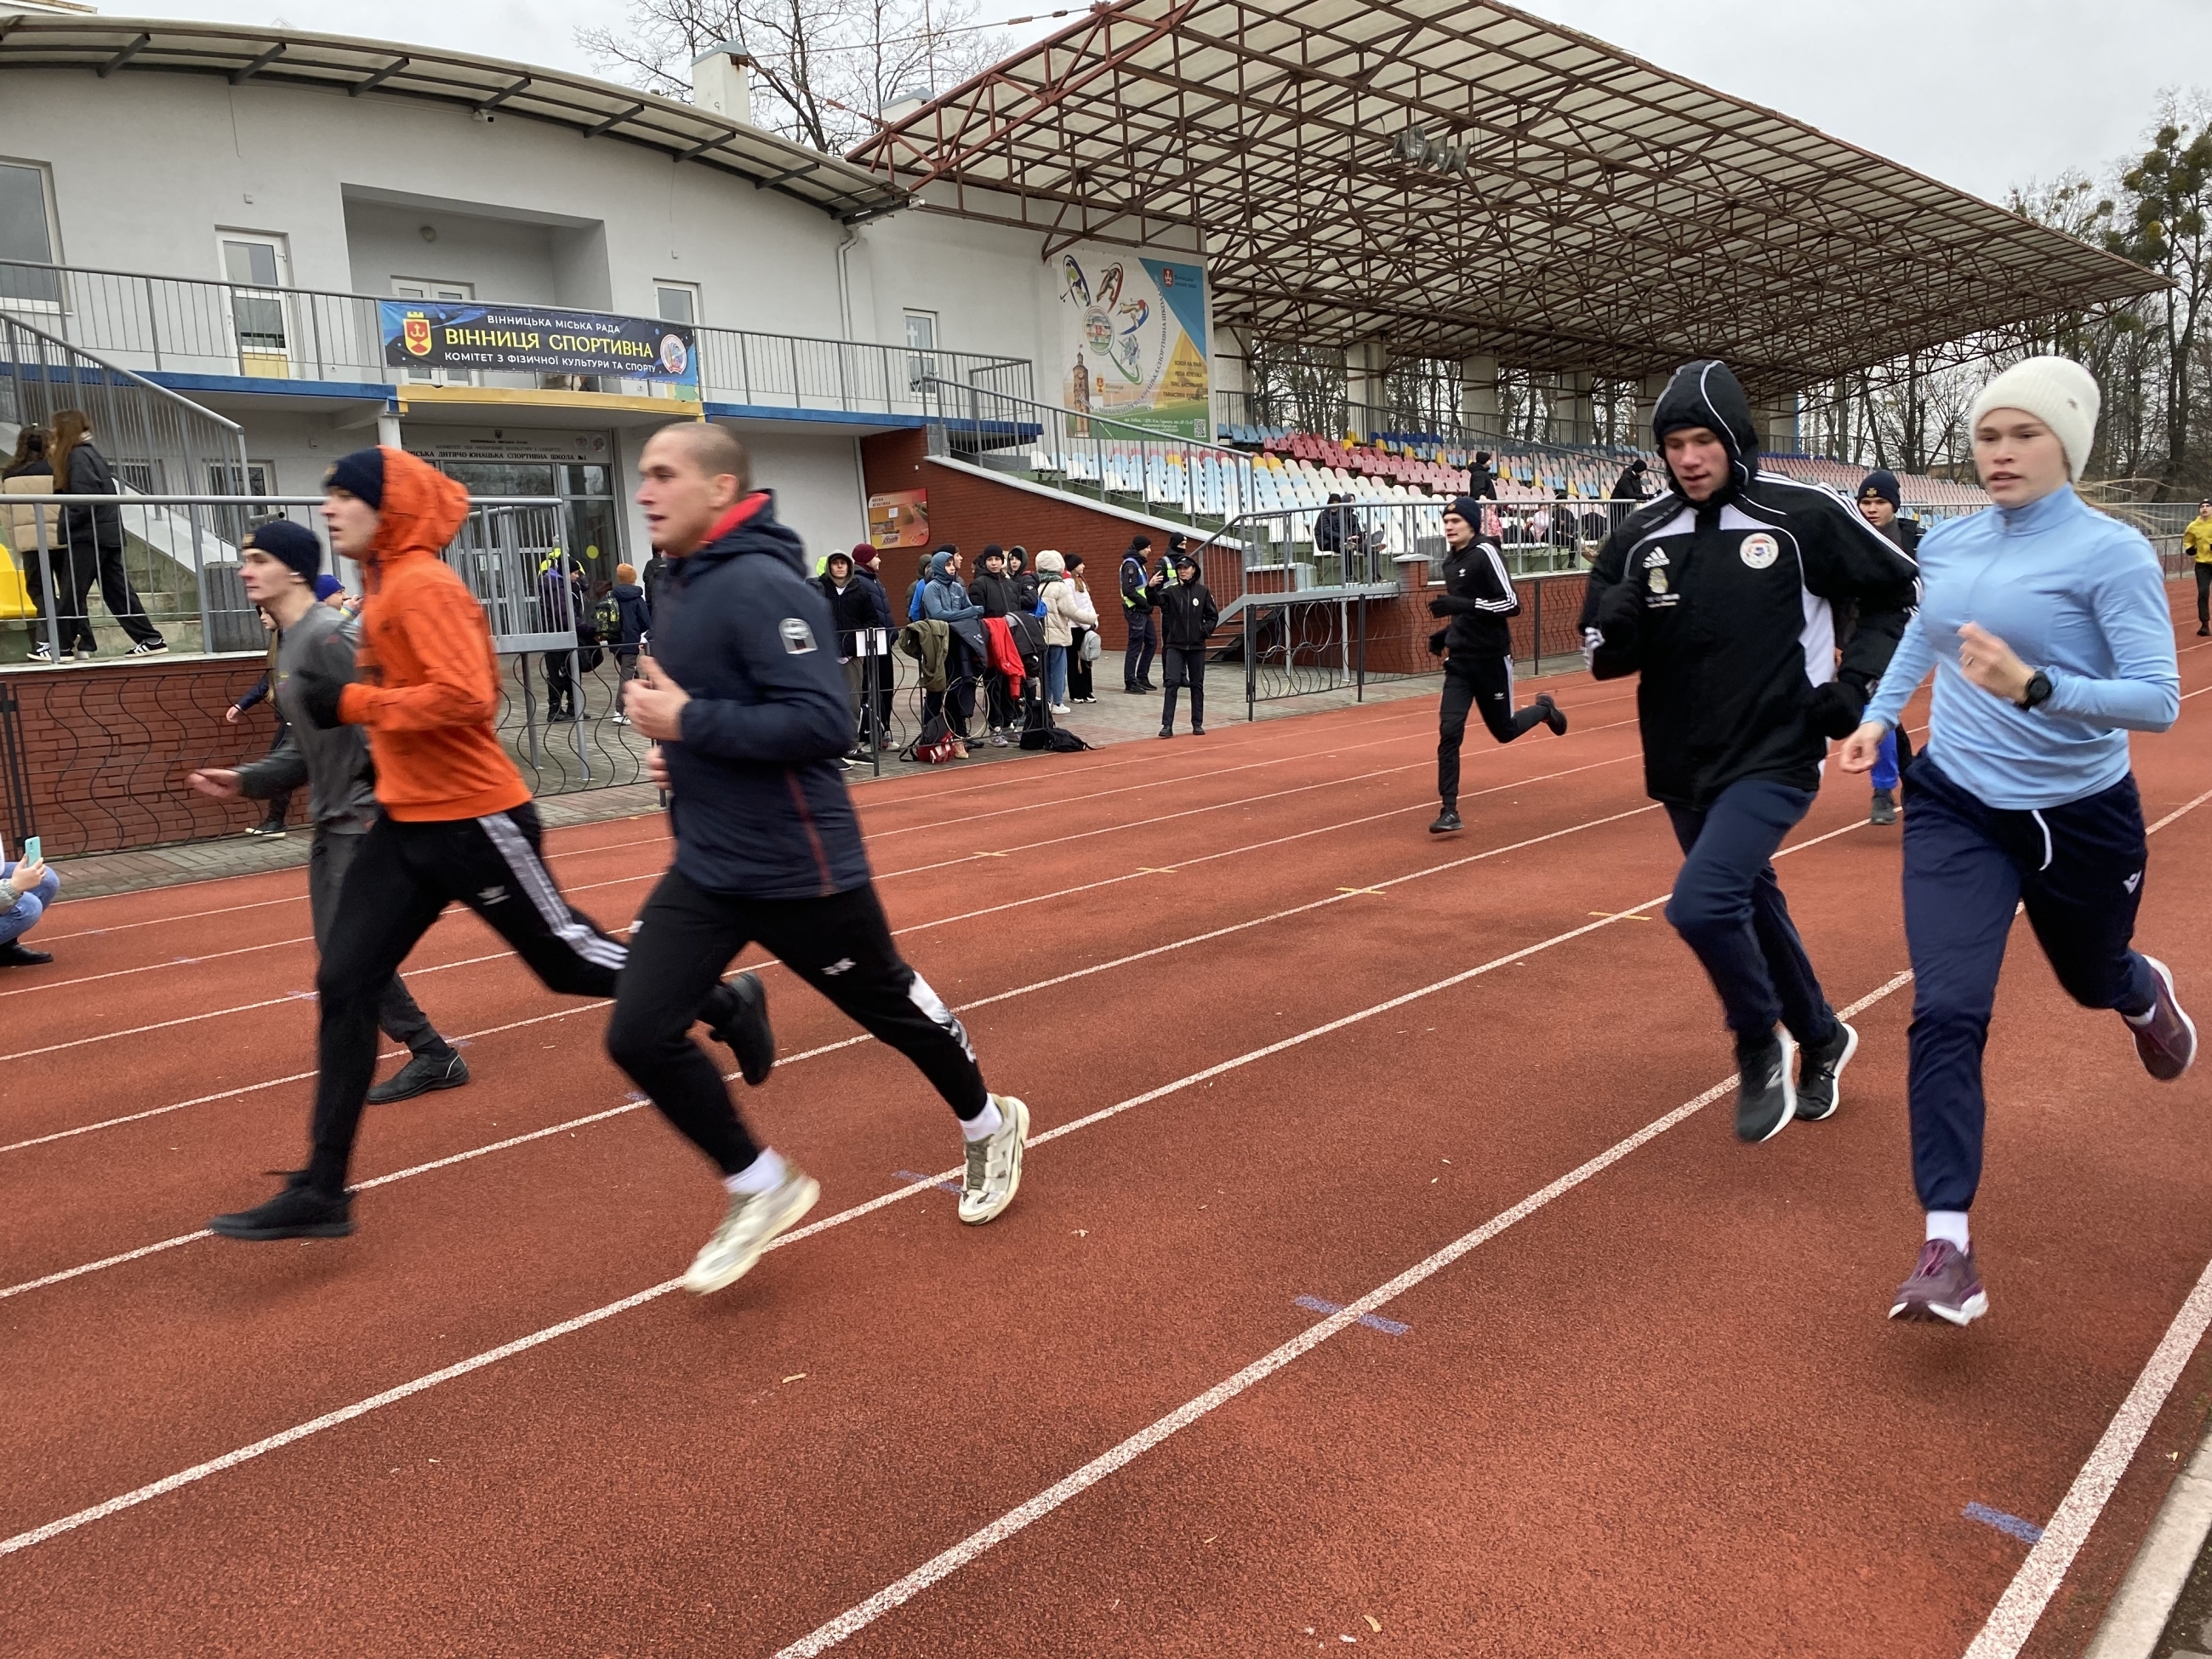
left=2018, top=670, right=2054, bottom=710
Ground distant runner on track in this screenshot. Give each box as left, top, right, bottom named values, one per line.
left=1843, top=357, right=2192, bottom=1327
left=206, top=446, right=768, bottom=1243
left=1427, top=493, right=1567, bottom=834
left=610, top=423, right=1029, bottom=1296
left=1580, top=360, right=1921, bottom=1144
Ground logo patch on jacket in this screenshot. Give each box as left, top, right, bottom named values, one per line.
left=779, top=618, right=818, bottom=654
left=1740, top=533, right=1780, bottom=570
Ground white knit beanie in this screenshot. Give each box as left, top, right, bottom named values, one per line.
left=1968, top=356, right=2100, bottom=481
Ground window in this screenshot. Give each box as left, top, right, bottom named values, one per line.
left=655, top=282, right=699, bottom=326
left=0, top=160, right=60, bottom=311
left=904, top=309, right=938, bottom=391
left=219, top=233, right=294, bottom=373
left=209, top=459, right=277, bottom=502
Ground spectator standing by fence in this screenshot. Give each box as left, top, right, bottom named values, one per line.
left=607, top=561, right=652, bottom=725
left=849, top=544, right=894, bottom=747
left=1065, top=553, right=1097, bottom=703
left=2187, top=499, right=2212, bottom=637
left=539, top=556, right=580, bottom=724
left=817, top=550, right=878, bottom=759
left=969, top=544, right=1024, bottom=744
left=1037, top=550, right=1092, bottom=714
left=1854, top=470, right=1923, bottom=826
left=1120, top=533, right=1159, bottom=693
left=51, top=409, right=166, bottom=659
left=5, top=426, right=62, bottom=663
left=922, top=547, right=982, bottom=740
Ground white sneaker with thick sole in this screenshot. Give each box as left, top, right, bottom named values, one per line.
left=682, top=1166, right=820, bottom=1294
left=959, top=1093, right=1029, bottom=1225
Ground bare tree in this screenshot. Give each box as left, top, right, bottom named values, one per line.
left=579, top=0, right=1005, bottom=156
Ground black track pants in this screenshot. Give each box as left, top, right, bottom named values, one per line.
left=606, top=870, right=990, bottom=1176
left=1160, top=646, right=1206, bottom=728
left=306, top=803, right=626, bottom=1194
left=1437, top=653, right=1542, bottom=807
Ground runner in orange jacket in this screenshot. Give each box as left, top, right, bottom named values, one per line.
left=208, top=445, right=771, bottom=1241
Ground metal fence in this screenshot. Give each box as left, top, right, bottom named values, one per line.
left=2, top=492, right=562, bottom=664
left=926, top=378, right=1259, bottom=527
left=0, top=258, right=1032, bottom=416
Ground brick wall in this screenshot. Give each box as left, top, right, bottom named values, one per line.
left=3, top=657, right=273, bottom=856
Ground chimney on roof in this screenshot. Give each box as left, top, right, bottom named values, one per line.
left=691, top=39, right=755, bottom=126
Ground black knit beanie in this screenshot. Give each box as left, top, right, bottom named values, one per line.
left=323, top=447, right=385, bottom=510
left=244, top=517, right=322, bottom=583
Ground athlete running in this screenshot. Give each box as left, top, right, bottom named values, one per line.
left=1842, top=357, right=2192, bottom=1327
left=610, top=423, right=1029, bottom=1295
left=1581, top=360, right=1920, bottom=1143
left=207, top=446, right=768, bottom=1241
left=1427, top=493, right=1566, bottom=834
left=1851, top=470, right=1921, bottom=826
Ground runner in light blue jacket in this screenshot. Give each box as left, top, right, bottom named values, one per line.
left=1843, top=356, right=2194, bottom=1329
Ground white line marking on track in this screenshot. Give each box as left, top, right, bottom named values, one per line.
left=0, top=745, right=1644, bottom=1111
left=0, top=800, right=1668, bottom=1295
left=0, top=881, right=1736, bottom=1546
left=764, top=970, right=1919, bottom=1657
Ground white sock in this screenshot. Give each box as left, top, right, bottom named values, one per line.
left=724, top=1148, right=787, bottom=1195
left=2124, top=1002, right=2158, bottom=1028
left=961, top=1099, right=1004, bottom=1143
left=1925, top=1210, right=1970, bottom=1251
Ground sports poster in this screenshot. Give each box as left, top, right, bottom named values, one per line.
left=1055, top=246, right=1210, bottom=441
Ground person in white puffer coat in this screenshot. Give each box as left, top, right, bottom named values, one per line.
left=1036, top=549, right=1096, bottom=713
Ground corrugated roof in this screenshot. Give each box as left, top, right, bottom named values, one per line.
left=851, top=0, right=2163, bottom=389
left=0, top=12, right=908, bottom=222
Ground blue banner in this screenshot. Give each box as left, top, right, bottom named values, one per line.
left=379, top=300, right=698, bottom=386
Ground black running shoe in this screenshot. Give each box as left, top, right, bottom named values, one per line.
left=209, top=1179, right=353, bottom=1240
left=1734, top=1034, right=1797, bottom=1143
left=367, top=1049, right=470, bottom=1105
left=1793, top=1020, right=1857, bottom=1120
left=1536, top=693, right=1568, bottom=736
left=1869, top=790, right=1898, bottom=826
left=0, top=940, right=53, bottom=966
left=1428, top=807, right=1462, bottom=834
left=705, top=969, right=776, bottom=1086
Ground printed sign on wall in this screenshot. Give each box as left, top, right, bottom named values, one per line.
left=867, top=489, right=930, bottom=549
left=1055, top=246, right=1210, bottom=441
left=380, top=300, right=699, bottom=391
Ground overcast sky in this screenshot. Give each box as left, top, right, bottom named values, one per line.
left=106, top=0, right=2212, bottom=202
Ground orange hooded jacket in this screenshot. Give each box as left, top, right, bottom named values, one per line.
left=334, top=447, right=530, bottom=822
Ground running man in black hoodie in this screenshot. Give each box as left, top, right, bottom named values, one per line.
left=617, top=424, right=1029, bottom=1295
left=1427, top=495, right=1567, bottom=833
left=1580, top=360, right=1919, bottom=1143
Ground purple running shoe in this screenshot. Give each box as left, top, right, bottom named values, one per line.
left=1889, top=1240, right=1987, bottom=1326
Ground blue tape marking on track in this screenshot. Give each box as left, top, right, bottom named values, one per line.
left=893, top=1168, right=963, bottom=1197
left=1963, top=1502, right=2046, bottom=1544
left=1294, top=1294, right=1410, bottom=1337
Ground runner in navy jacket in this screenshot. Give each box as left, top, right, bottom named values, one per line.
left=610, top=424, right=1029, bottom=1298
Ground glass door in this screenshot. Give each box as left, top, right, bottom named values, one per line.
left=220, top=234, right=294, bottom=378
left=392, top=278, right=475, bottom=385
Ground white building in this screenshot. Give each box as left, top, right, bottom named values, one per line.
left=0, top=9, right=1205, bottom=573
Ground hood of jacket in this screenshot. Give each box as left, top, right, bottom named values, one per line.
left=1651, top=360, right=1759, bottom=498
left=677, top=492, right=805, bottom=587
left=362, top=447, right=470, bottom=582
left=928, top=550, right=958, bottom=581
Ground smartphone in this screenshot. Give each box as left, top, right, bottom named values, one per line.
left=22, top=836, right=40, bottom=864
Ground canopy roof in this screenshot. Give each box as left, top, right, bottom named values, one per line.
left=852, top=0, right=2163, bottom=391
left=0, top=12, right=908, bottom=222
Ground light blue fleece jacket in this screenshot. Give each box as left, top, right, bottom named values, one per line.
left=1864, top=485, right=2179, bottom=810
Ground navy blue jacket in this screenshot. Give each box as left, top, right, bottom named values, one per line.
left=653, top=493, right=871, bottom=898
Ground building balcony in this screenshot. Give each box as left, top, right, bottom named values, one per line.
left=0, top=259, right=1032, bottom=430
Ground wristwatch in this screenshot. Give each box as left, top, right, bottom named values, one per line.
left=2016, top=670, right=2054, bottom=711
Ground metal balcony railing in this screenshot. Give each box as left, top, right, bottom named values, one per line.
left=0, top=259, right=1033, bottom=417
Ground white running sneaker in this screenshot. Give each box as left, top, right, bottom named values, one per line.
left=959, top=1093, right=1029, bottom=1225
left=681, top=1165, right=820, bottom=1294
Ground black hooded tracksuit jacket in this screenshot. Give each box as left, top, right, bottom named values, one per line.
left=1578, top=361, right=1920, bottom=811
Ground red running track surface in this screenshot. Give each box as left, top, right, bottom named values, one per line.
left=2, top=624, right=2209, bottom=1659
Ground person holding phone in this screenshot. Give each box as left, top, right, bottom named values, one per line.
left=0, top=834, right=56, bottom=966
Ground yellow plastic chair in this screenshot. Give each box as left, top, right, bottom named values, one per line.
left=0, top=543, right=34, bottom=621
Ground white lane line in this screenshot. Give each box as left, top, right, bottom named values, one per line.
left=0, top=744, right=1642, bottom=1122
left=1962, top=1256, right=2212, bottom=1659
left=772, top=966, right=1922, bottom=1656
left=1954, top=780, right=2212, bottom=1655
left=0, top=886, right=1726, bottom=1550
left=0, top=800, right=1667, bottom=1297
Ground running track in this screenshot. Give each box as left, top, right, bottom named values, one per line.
left=3, top=617, right=2209, bottom=1657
